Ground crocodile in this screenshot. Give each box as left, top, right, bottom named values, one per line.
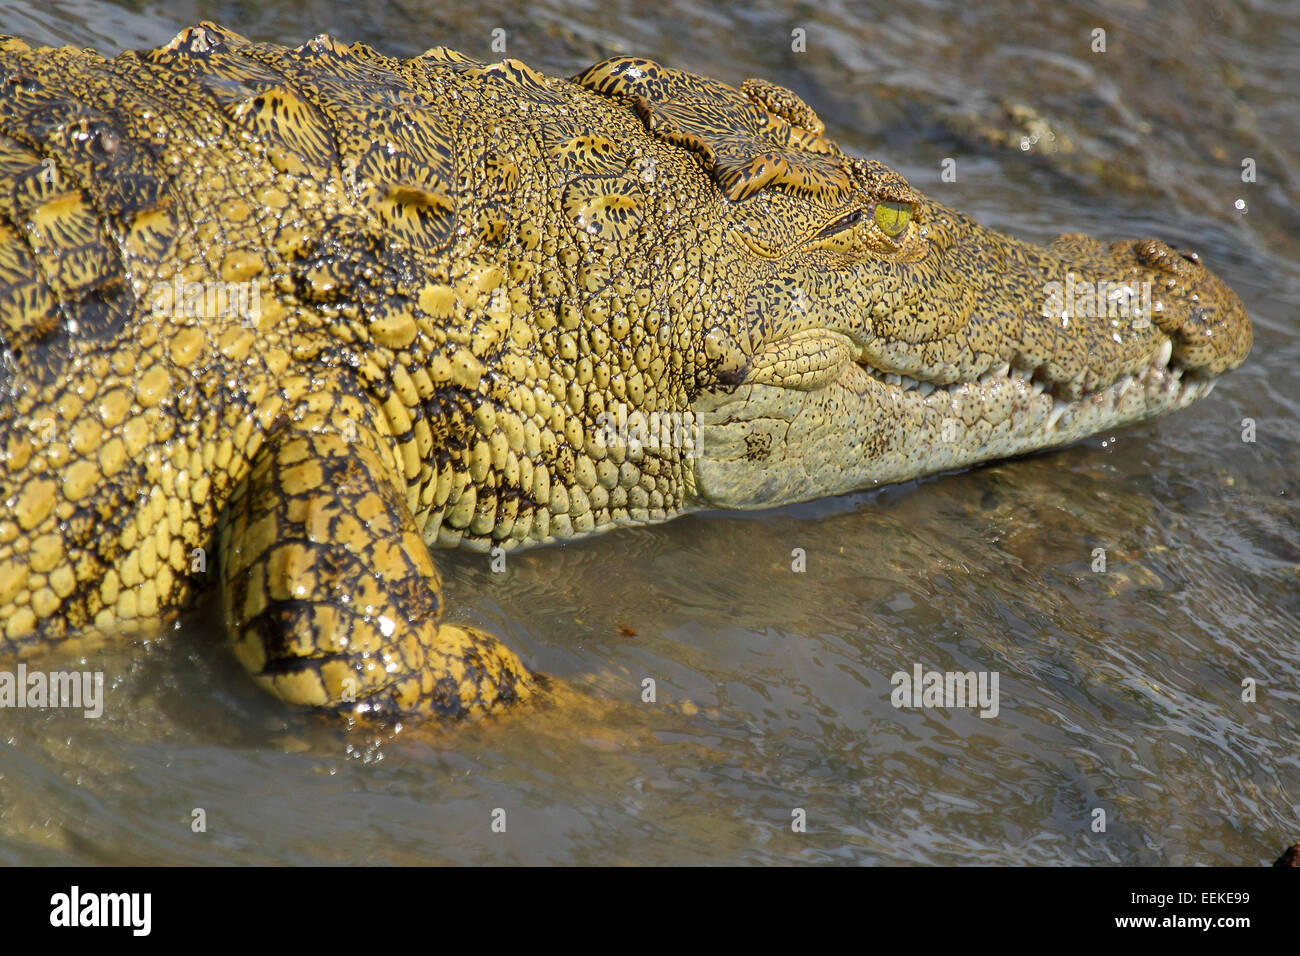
left=0, top=23, right=1251, bottom=720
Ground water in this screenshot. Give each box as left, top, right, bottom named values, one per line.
left=0, top=0, right=1296, bottom=865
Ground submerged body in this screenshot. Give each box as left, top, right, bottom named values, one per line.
left=0, top=24, right=1250, bottom=717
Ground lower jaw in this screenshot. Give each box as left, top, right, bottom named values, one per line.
left=690, top=356, right=1219, bottom=509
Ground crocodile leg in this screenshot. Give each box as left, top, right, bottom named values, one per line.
left=216, top=409, right=533, bottom=719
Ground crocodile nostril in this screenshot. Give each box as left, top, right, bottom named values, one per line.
left=1134, top=238, right=1202, bottom=275
left=1134, top=237, right=1172, bottom=267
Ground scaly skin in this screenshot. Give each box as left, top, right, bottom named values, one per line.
left=0, top=24, right=1251, bottom=719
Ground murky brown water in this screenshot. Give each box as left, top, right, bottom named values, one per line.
left=1, top=0, right=1296, bottom=865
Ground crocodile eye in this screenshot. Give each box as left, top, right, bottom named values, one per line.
left=874, top=200, right=912, bottom=238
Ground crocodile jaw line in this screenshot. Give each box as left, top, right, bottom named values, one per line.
left=690, top=331, right=1216, bottom=510
left=848, top=331, right=1208, bottom=432
left=858, top=335, right=1208, bottom=432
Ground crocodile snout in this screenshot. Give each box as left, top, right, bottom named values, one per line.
left=1131, top=237, right=1252, bottom=376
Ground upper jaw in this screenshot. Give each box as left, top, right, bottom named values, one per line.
left=842, top=234, right=1251, bottom=408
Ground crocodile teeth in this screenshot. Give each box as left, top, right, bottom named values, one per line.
left=917, top=381, right=935, bottom=397
left=1011, top=367, right=1032, bottom=381
left=977, top=363, right=1009, bottom=386
left=1046, top=399, right=1069, bottom=429
left=884, top=373, right=901, bottom=387
left=1155, top=338, right=1173, bottom=368
left=898, top=375, right=919, bottom=390
left=1031, top=380, right=1047, bottom=395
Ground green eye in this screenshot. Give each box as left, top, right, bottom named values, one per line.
left=874, top=201, right=913, bottom=238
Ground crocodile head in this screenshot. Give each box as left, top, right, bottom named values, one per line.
left=691, top=177, right=1252, bottom=507
left=578, top=62, right=1253, bottom=508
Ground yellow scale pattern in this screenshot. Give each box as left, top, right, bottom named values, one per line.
left=0, top=24, right=1252, bottom=719
left=0, top=23, right=846, bottom=717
